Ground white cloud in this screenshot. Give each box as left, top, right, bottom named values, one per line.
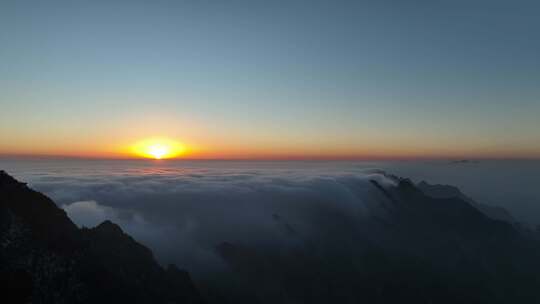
left=36, top=169, right=398, bottom=275
left=62, top=200, right=115, bottom=228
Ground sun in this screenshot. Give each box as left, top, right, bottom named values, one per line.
left=147, top=144, right=169, bottom=159
left=131, top=138, right=185, bottom=159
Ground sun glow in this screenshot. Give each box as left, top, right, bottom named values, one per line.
left=131, top=138, right=185, bottom=159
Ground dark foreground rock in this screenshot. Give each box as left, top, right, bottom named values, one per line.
left=0, top=171, right=203, bottom=304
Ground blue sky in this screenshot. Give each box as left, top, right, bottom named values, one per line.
left=1, top=0, right=539, bottom=158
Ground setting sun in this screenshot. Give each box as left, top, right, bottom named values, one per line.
left=131, top=138, right=186, bottom=159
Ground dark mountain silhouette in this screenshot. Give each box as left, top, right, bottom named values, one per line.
left=417, top=180, right=515, bottom=223
left=3, top=169, right=540, bottom=304
left=0, top=171, right=203, bottom=304
left=212, top=177, right=540, bottom=303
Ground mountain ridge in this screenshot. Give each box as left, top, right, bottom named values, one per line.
left=0, top=170, right=204, bottom=304
left=210, top=176, right=540, bottom=303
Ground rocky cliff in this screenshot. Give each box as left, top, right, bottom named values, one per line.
left=0, top=171, right=203, bottom=304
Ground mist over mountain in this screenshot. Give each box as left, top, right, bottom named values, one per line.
left=2, top=161, right=540, bottom=303
left=387, top=160, right=540, bottom=225
left=0, top=171, right=203, bottom=304
left=2, top=0, right=540, bottom=302
left=417, top=180, right=516, bottom=223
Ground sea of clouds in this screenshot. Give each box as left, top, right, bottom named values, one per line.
left=3, top=158, right=539, bottom=283
left=16, top=163, right=394, bottom=276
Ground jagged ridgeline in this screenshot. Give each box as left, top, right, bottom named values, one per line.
left=2, top=170, right=540, bottom=304
left=208, top=177, right=540, bottom=304
left=0, top=171, right=204, bottom=304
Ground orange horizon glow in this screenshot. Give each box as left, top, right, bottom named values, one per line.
left=1, top=148, right=539, bottom=161
left=1, top=133, right=539, bottom=161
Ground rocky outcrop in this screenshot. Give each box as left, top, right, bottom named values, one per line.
left=0, top=171, right=203, bottom=304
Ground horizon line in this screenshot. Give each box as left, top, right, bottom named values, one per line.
left=1, top=153, right=539, bottom=162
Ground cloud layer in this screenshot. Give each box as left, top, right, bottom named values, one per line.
left=4, top=159, right=538, bottom=302
left=20, top=165, right=394, bottom=275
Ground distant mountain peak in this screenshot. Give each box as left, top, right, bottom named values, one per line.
left=416, top=180, right=516, bottom=223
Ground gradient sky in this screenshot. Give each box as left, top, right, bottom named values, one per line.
left=1, top=0, right=539, bottom=159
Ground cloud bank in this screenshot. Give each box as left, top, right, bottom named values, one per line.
left=27, top=167, right=395, bottom=276
left=4, top=159, right=539, bottom=303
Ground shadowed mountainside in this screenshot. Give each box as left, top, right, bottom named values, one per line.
left=209, top=176, right=540, bottom=303
left=3, top=169, right=540, bottom=304
left=417, top=180, right=516, bottom=223
left=0, top=171, right=203, bottom=304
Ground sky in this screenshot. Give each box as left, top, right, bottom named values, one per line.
left=0, top=0, right=539, bottom=159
